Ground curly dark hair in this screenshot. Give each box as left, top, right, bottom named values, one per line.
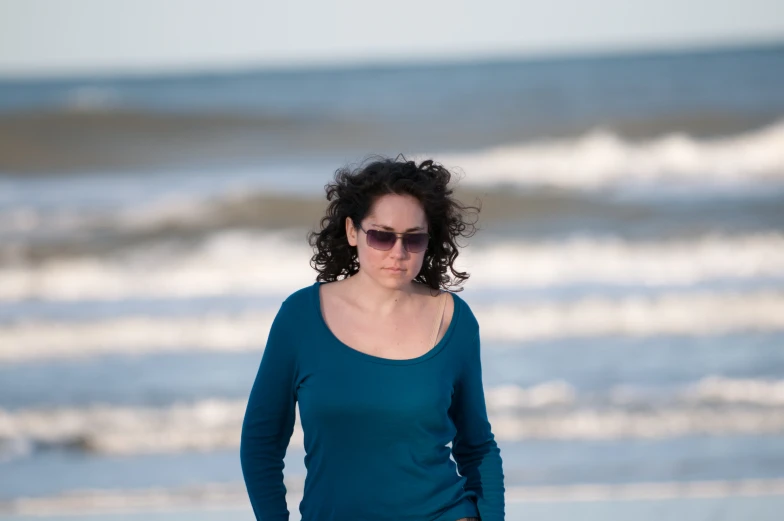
left=307, top=155, right=480, bottom=292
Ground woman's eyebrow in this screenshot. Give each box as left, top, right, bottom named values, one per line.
left=371, top=223, right=426, bottom=232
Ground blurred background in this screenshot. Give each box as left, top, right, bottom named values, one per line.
left=1, top=1, right=784, bottom=520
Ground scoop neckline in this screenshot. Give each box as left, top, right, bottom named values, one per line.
left=312, top=281, right=460, bottom=366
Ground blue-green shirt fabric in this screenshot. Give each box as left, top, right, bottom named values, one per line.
left=240, top=282, right=505, bottom=520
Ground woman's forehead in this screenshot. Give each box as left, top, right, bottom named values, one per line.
left=366, top=194, right=427, bottom=229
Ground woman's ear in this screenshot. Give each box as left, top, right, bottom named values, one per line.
left=346, top=217, right=358, bottom=247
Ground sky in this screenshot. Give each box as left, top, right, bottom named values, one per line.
left=1, top=0, right=783, bottom=78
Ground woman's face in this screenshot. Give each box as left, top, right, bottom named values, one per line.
left=346, top=193, right=428, bottom=289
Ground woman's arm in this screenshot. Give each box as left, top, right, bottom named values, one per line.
left=240, top=305, right=298, bottom=521
left=449, top=330, right=505, bottom=521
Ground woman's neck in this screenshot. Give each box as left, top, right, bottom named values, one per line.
left=344, top=270, right=420, bottom=316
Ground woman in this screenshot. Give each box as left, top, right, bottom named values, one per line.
left=240, top=157, right=505, bottom=520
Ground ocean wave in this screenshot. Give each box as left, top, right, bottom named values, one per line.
left=487, top=377, right=784, bottom=412
left=0, top=481, right=275, bottom=516
left=477, top=290, right=784, bottom=341
left=432, top=120, right=784, bottom=190
left=4, top=478, right=784, bottom=516
left=0, top=310, right=277, bottom=362
left=2, top=290, right=782, bottom=363
left=3, top=379, right=784, bottom=458
left=0, top=230, right=314, bottom=302
left=491, top=408, right=784, bottom=441
left=0, top=399, right=298, bottom=458
left=3, top=231, right=784, bottom=302
left=63, top=86, right=123, bottom=112
left=486, top=381, right=578, bottom=409
left=465, top=232, right=784, bottom=288
left=0, top=189, right=324, bottom=241
left=505, top=478, right=784, bottom=503
left=685, top=376, right=784, bottom=406
left=0, top=196, right=218, bottom=240
left=3, top=476, right=782, bottom=516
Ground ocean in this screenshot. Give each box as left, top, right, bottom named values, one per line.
left=1, top=43, right=784, bottom=520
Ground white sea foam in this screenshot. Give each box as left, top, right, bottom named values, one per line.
left=0, top=230, right=315, bottom=302
left=3, top=379, right=784, bottom=457
left=0, top=195, right=215, bottom=238
left=0, top=481, right=255, bottom=516
left=463, top=232, right=784, bottom=288
left=431, top=120, right=784, bottom=190
left=3, top=231, right=784, bottom=302
left=488, top=377, right=784, bottom=413
left=2, top=290, right=782, bottom=363
left=0, top=399, right=300, bottom=456
left=685, top=376, right=784, bottom=406
left=504, top=478, right=784, bottom=503
left=63, top=86, right=123, bottom=111
left=476, top=290, right=784, bottom=341
left=0, top=399, right=299, bottom=457
left=490, top=408, right=784, bottom=441
left=4, top=477, right=784, bottom=516
left=0, top=311, right=277, bottom=362
left=485, top=381, right=577, bottom=410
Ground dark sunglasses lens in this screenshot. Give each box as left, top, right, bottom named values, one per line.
left=403, top=233, right=429, bottom=252
left=366, top=229, right=396, bottom=250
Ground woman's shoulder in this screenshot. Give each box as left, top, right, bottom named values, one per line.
left=447, top=288, right=479, bottom=335
left=264, top=283, right=322, bottom=345
left=273, top=282, right=319, bottom=319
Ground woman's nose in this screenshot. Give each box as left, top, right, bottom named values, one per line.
left=389, top=237, right=408, bottom=257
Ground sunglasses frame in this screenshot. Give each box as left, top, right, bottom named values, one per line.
left=356, top=224, right=430, bottom=253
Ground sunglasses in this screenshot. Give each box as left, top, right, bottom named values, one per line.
left=357, top=224, right=429, bottom=253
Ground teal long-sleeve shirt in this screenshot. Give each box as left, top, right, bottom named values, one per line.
left=240, top=282, right=505, bottom=521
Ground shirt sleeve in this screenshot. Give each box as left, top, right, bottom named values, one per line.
left=449, top=329, right=506, bottom=521
left=240, top=303, right=299, bottom=521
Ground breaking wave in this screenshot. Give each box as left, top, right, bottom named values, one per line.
left=1, top=290, right=783, bottom=363
left=434, top=120, right=784, bottom=191
left=2, top=290, right=783, bottom=363
left=2, top=231, right=784, bottom=302
left=2, top=378, right=784, bottom=458
left=5, top=477, right=784, bottom=516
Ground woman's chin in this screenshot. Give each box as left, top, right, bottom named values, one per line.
left=383, top=268, right=407, bottom=276
left=378, top=270, right=413, bottom=287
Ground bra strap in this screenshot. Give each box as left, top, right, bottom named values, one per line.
left=428, top=291, right=448, bottom=348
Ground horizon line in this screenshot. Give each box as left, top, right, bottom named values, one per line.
left=1, top=34, right=783, bottom=83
